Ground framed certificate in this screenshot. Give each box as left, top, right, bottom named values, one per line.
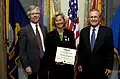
left=55, top=47, right=76, bottom=65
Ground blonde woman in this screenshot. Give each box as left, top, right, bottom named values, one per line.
left=45, top=12, right=76, bottom=79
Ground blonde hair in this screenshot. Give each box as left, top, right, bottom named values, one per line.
left=52, top=11, right=67, bottom=28
left=27, top=5, right=40, bottom=18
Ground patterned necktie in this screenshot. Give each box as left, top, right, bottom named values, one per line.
left=90, top=28, right=96, bottom=51
left=36, top=24, right=44, bottom=58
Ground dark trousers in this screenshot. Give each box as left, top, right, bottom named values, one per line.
left=49, top=65, right=74, bottom=79
left=28, top=59, right=48, bottom=79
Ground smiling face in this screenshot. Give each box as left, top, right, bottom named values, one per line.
left=55, top=15, right=65, bottom=29
left=29, top=8, right=40, bottom=24
left=89, top=10, right=100, bottom=27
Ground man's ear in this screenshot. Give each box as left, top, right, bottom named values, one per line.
left=28, top=16, right=30, bottom=19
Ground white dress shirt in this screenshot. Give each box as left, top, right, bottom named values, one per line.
left=30, top=22, right=45, bottom=52
left=90, top=25, right=100, bottom=42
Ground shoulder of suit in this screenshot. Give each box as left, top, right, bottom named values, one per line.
left=40, top=24, right=47, bottom=32
left=81, top=26, right=89, bottom=32
left=21, top=24, right=30, bottom=28
left=100, top=25, right=112, bottom=29
left=20, top=24, right=29, bottom=31
left=47, top=30, right=56, bottom=36
left=40, top=24, right=46, bottom=27
left=64, top=29, right=74, bottom=33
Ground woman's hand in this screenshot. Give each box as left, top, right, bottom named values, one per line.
left=56, top=62, right=65, bottom=65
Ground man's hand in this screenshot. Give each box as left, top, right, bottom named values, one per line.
left=105, top=69, right=112, bottom=76
left=78, top=65, right=82, bottom=72
left=25, top=66, right=32, bottom=75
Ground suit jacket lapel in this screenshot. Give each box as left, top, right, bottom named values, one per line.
left=93, top=26, right=104, bottom=52
left=86, top=27, right=91, bottom=52
left=27, top=24, right=40, bottom=47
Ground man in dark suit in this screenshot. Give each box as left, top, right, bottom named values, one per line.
left=77, top=9, right=114, bottom=79
left=19, top=5, right=48, bottom=79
